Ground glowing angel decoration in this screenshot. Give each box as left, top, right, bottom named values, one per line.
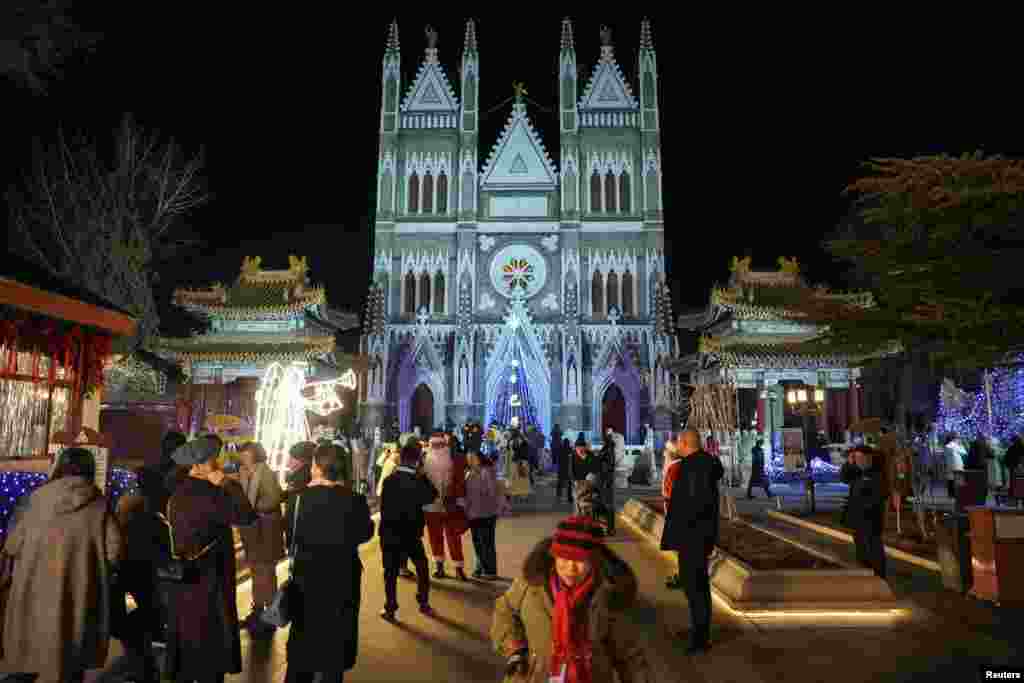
left=255, top=362, right=310, bottom=486
left=513, top=81, right=528, bottom=102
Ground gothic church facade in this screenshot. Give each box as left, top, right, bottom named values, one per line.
left=360, top=18, right=676, bottom=443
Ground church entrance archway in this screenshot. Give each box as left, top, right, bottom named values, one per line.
left=601, top=384, right=626, bottom=436
left=411, top=383, right=434, bottom=434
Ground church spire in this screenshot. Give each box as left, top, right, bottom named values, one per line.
left=640, top=17, right=654, bottom=52
left=424, top=24, right=439, bottom=64
left=386, top=18, right=399, bottom=54
left=561, top=16, right=574, bottom=51
left=599, top=24, right=614, bottom=61
left=464, top=18, right=477, bottom=54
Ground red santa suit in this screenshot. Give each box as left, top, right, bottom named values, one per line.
left=423, top=440, right=468, bottom=568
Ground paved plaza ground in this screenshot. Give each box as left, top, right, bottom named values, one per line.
left=5, top=477, right=1021, bottom=682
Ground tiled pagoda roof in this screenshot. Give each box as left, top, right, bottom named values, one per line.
left=172, top=256, right=327, bottom=320
left=699, top=338, right=854, bottom=370
left=158, top=334, right=336, bottom=364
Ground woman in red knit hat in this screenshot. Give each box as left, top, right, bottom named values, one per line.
left=490, top=516, right=652, bottom=683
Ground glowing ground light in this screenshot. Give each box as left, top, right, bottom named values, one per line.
left=255, top=362, right=310, bottom=486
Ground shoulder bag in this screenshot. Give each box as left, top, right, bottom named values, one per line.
left=261, top=493, right=301, bottom=627
left=156, top=497, right=218, bottom=584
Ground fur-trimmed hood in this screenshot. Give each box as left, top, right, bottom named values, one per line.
left=521, top=538, right=639, bottom=612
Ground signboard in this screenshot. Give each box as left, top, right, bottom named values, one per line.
left=763, top=371, right=783, bottom=386
left=826, top=369, right=850, bottom=389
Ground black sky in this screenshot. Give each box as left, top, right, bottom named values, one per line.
left=3, top=7, right=1020, bottom=326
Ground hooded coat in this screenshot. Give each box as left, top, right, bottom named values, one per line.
left=2, top=476, right=123, bottom=678
left=490, top=540, right=652, bottom=683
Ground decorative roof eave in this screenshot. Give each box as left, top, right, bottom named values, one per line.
left=158, top=336, right=336, bottom=364
left=479, top=102, right=559, bottom=187
left=174, top=290, right=326, bottom=319
left=709, top=351, right=853, bottom=371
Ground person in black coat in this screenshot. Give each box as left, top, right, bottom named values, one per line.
left=1004, top=433, right=1024, bottom=482
left=659, top=429, right=724, bottom=655
left=285, top=444, right=374, bottom=683
left=746, top=438, right=771, bottom=499
left=284, top=441, right=316, bottom=550
left=378, top=444, right=439, bottom=621
left=555, top=436, right=573, bottom=503
left=844, top=447, right=887, bottom=579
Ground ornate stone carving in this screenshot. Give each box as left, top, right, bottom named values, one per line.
left=541, top=234, right=559, bottom=253
left=478, top=234, right=495, bottom=252
left=541, top=292, right=559, bottom=311
left=479, top=292, right=497, bottom=311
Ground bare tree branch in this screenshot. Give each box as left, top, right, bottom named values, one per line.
left=6, top=115, right=209, bottom=352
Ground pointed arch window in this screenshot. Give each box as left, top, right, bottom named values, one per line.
left=436, top=172, right=448, bottom=214
left=619, top=171, right=631, bottom=214
left=606, top=271, right=619, bottom=313
left=404, top=272, right=417, bottom=314
left=418, top=272, right=431, bottom=313
left=590, top=172, right=602, bottom=214
left=433, top=271, right=446, bottom=314
left=422, top=173, right=434, bottom=214
left=591, top=271, right=604, bottom=317
left=605, top=172, right=617, bottom=213
left=622, top=271, right=634, bottom=317
left=408, top=172, right=420, bottom=214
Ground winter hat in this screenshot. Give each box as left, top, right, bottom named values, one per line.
left=171, top=436, right=222, bottom=467
left=551, top=516, right=606, bottom=562
left=574, top=433, right=587, bottom=448
left=664, top=440, right=680, bottom=459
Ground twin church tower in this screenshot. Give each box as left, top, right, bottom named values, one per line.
left=362, top=18, right=674, bottom=444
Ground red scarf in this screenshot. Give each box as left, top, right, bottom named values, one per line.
left=549, top=570, right=595, bottom=683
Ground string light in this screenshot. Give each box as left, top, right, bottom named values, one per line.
left=255, top=362, right=311, bottom=486
left=302, top=370, right=358, bottom=416
left=937, top=362, right=1024, bottom=446
left=0, top=467, right=138, bottom=544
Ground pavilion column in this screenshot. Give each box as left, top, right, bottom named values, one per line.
left=848, top=382, right=861, bottom=431
left=756, top=391, right=766, bottom=432
left=816, top=387, right=828, bottom=436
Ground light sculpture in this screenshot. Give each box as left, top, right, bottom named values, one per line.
left=255, top=362, right=310, bottom=486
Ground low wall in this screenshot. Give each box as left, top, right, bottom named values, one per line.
left=620, top=498, right=902, bottom=613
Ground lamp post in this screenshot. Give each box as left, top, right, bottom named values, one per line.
left=786, top=384, right=825, bottom=514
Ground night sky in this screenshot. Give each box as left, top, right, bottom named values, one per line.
left=3, top=7, right=1017, bottom=337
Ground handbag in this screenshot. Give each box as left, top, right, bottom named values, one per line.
left=261, top=494, right=301, bottom=628
left=156, top=497, right=218, bottom=584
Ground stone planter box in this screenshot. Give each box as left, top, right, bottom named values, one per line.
left=621, top=498, right=902, bottom=613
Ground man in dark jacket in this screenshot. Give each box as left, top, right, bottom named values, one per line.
left=746, top=438, right=771, bottom=499
left=660, top=429, right=724, bottom=655
left=846, top=447, right=887, bottom=579
left=379, top=444, right=439, bottom=621
left=555, top=435, right=573, bottom=504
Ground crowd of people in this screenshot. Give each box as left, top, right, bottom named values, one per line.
left=1, top=422, right=736, bottom=682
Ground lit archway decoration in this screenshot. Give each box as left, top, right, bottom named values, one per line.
left=255, top=362, right=310, bottom=486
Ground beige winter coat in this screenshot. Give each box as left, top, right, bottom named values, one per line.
left=490, top=540, right=652, bottom=683
left=239, top=461, right=285, bottom=564
left=2, top=476, right=122, bottom=679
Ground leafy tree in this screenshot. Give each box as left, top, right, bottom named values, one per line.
left=0, top=1, right=100, bottom=92
left=790, top=152, right=1024, bottom=371
left=7, top=115, right=210, bottom=353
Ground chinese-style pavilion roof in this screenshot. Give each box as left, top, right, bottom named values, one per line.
left=172, top=256, right=327, bottom=320
left=697, top=336, right=854, bottom=370
left=1, top=252, right=137, bottom=337
left=158, top=334, right=336, bottom=364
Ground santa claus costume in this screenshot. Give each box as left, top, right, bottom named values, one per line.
left=422, top=431, right=469, bottom=580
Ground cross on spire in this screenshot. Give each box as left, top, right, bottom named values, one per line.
left=386, top=18, right=400, bottom=53
left=464, top=18, right=477, bottom=53
left=417, top=306, right=430, bottom=325
left=608, top=306, right=621, bottom=325
left=561, top=17, right=574, bottom=50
